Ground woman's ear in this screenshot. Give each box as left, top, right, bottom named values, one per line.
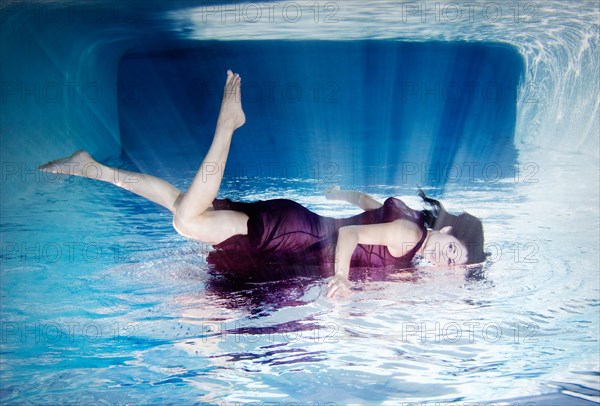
left=439, top=226, right=453, bottom=234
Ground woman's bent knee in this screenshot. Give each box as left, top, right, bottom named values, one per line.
left=172, top=194, right=194, bottom=237
left=173, top=214, right=193, bottom=239
left=173, top=213, right=213, bottom=243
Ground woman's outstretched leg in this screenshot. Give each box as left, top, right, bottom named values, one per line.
left=173, top=70, right=245, bottom=225
left=39, top=150, right=183, bottom=213
left=39, top=70, right=246, bottom=244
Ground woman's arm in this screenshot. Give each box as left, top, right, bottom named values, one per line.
left=325, top=186, right=383, bottom=211
left=326, top=220, right=422, bottom=298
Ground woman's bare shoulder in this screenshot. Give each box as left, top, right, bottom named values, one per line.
left=386, top=219, right=424, bottom=257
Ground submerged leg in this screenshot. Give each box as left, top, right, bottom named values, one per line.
left=39, top=150, right=183, bottom=213
left=174, top=70, right=245, bottom=225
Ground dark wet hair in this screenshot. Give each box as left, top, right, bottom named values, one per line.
left=418, top=188, right=487, bottom=265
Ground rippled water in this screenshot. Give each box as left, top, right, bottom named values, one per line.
left=1, top=147, right=598, bottom=404
left=168, top=0, right=599, bottom=156
left=1, top=0, right=599, bottom=404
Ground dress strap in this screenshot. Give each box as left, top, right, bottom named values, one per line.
left=408, top=225, right=428, bottom=259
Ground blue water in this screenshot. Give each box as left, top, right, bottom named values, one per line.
left=118, top=41, right=522, bottom=187
left=1, top=1, right=599, bottom=404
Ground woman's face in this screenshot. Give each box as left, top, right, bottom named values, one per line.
left=422, top=227, right=468, bottom=266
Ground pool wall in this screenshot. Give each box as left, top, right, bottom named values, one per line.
left=2, top=1, right=599, bottom=203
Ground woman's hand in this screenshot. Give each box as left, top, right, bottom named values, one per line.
left=329, top=226, right=358, bottom=298
left=327, top=273, right=352, bottom=298
left=324, top=187, right=383, bottom=211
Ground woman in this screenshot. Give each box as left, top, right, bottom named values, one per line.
left=40, top=70, right=486, bottom=298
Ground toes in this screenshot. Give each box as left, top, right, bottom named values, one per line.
left=225, top=70, right=236, bottom=87
left=225, top=70, right=241, bottom=82
left=226, top=73, right=240, bottom=89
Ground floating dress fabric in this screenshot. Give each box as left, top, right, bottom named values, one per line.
left=207, top=197, right=427, bottom=281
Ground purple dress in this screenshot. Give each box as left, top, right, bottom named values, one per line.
left=207, top=197, right=427, bottom=281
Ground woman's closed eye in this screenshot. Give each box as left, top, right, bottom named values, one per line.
left=447, top=243, right=456, bottom=265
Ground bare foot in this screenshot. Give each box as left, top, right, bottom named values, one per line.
left=217, top=70, right=246, bottom=131
left=38, top=150, right=98, bottom=177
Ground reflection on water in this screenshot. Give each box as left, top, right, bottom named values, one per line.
left=1, top=0, right=598, bottom=402
left=168, top=0, right=599, bottom=156
left=2, top=148, right=598, bottom=404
